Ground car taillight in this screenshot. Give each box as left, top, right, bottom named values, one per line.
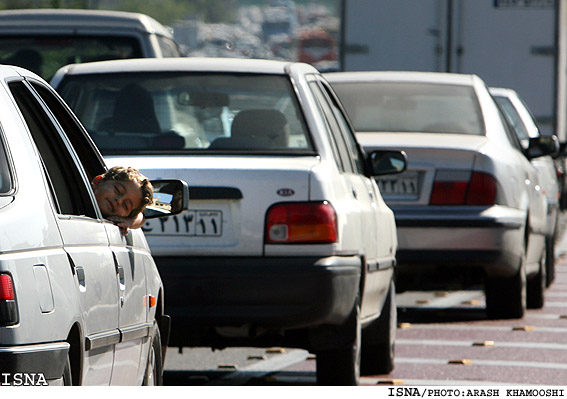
left=265, top=201, right=338, bottom=244
left=0, top=273, right=18, bottom=325
left=430, top=171, right=496, bottom=206
left=0, top=274, right=14, bottom=300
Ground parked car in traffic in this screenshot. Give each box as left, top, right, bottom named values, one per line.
left=0, top=64, right=188, bottom=385
left=51, top=57, right=407, bottom=385
left=489, top=87, right=560, bottom=287
left=0, top=8, right=183, bottom=81
left=326, top=71, right=556, bottom=319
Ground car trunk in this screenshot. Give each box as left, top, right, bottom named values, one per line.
left=357, top=132, right=489, bottom=206
left=105, top=155, right=319, bottom=256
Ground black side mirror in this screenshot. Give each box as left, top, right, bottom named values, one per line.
left=526, top=135, right=559, bottom=160
left=367, top=150, right=408, bottom=176
left=144, top=179, right=189, bottom=219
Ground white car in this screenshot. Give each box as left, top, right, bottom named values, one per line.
left=490, top=87, right=560, bottom=287
left=326, top=71, right=555, bottom=319
left=0, top=64, right=187, bottom=385
left=0, top=8, right=183, bottom=81
left=51, top=57, right=407, bottom=385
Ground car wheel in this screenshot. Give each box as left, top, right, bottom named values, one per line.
left=315, top=298, right=361, bottom=386
left=485, top=251, right=526, bottom=319
left=361, top=279, right=396, bottom=375
left=545, top=235, right=555, bottom=287
left=527, top=245, right=546, bottom=309
left=142, top=323, right=163, bottom=386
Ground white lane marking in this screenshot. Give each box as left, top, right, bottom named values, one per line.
left=397, top=291, right=484, bottom=308
left=402, top=324, right=567, bottom=333
left=397, top=338, right=567, bottom=350
left=395, top=357, right=567, bottom=370
left=219, top=349, right=310, bottom=384
left=364, top=377, right=524, bottom=386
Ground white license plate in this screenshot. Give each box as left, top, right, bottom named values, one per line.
left=143, top=210, right=223, bottom=236
left=375, top=172, right=419, bottom=195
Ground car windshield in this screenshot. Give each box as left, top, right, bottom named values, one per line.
left=0, top=36, right=143, bottom=81
left=57, top=72, right=314, bottom=155
left=331, top=81, right=484, bottom=135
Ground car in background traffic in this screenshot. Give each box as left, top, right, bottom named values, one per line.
left=0, top=64, right=188, bottom=385
left=326, top=71, right=556, bottom=319
left=51, top=57, right=407, bottom=385
left=490, top=87, right=560, bottom=287
left=0, top=8, right=183, bottom=81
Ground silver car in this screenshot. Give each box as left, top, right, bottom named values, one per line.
left=0, top=64, right=187, bottom=385
left=490, top=87, right=560, bottom=287
left=51, top=57, right=407, bottom=385
left=326, top=71, right=556, bottom=319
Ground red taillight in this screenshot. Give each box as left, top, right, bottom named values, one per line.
left=430, top=171, right=496, bottom=206
left=265, top=201, right=338, bottom=244
left=0, top=274, right=14, bottom=300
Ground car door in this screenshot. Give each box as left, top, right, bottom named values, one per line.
left=309, top=77, right=390, bottom=320
left=8, top=78, right=120, bottom=385
left=28, top=80, right=149, bottom=384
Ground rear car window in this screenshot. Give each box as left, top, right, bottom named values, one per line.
left=0, top=36, right=143, bottom=81
left=57, top=72, right=314, bottom=155
left=331, top=81, right=484, bottom=135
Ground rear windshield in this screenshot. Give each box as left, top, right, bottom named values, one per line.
left=57, top=72, right=314, bottom=155
left=0, top=36, right=143, bottom=81
left=331, top=81, right=484, bottom=135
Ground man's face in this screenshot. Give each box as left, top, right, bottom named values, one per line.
left=93, top=179, right=143, bottom=218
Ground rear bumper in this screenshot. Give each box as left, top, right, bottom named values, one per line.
left=393, top=205, right=526, bottom=277
left=0, top=341, right=69, bottom=383
left=154, top=255, right=361, bottom=347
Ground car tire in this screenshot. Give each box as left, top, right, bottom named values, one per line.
left=142, top=322, right=163, bottom=386
left=545, top=235, right=555, bottom=287
left=527, top=246, right=546, bottom=309
left=485, top=251, right=526, bottom=319
left=361, top=279, right=396, bottom=375
left=315, top=298, right=361, bottom=386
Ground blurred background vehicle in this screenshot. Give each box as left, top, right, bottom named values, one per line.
left=0, top=8, right=183, bottom=81
left=51, top=57, right=407, bottom=385
left=490, top=86, right=561, bottom=287
left=326, top=70, right=557, bottom=319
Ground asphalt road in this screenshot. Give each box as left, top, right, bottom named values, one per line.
left=163, top=229, right=567, bottom=386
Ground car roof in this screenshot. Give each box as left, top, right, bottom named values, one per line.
left=0, top=8, right=173, bottom=37
left=325, top=70, right=478, bottom=86
left=52, top=57, right=319, bottom=77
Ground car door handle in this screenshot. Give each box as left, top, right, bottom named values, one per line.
left=117, top=265, right=125, bottom=291
left=352, top=187, right=358, bottom=199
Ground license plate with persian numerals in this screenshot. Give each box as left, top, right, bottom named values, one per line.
left=143, top=210, right=222, bottom=236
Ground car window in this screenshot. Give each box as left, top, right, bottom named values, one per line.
left=494, top=101, right=525, bottom=153
left=29, top=81, right=106, bottom=181
left=331, top=81, right=484, bottom=135
left=319, top=79, right=365, bottom=175
left=309, top=80, right=353, bottom=173
left=493, top=95, right=530, bottom=141
left=9, top=80, right=98, bottom=218
left=0, top=128, right=13, bottom=194
left=57, top=72, right=314, bottom=155
left=157, top=36, right=182, bottom=57
left=0, top=36, right=143, bottom=81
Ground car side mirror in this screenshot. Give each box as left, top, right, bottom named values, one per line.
left=367, top=150, right=408, bottom=176
left=526, top=135, right=559, bottom=160
left=144, top=179, right=189, bottom=219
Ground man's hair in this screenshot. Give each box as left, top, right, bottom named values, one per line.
left=102, top=166, right=153, bottom=218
